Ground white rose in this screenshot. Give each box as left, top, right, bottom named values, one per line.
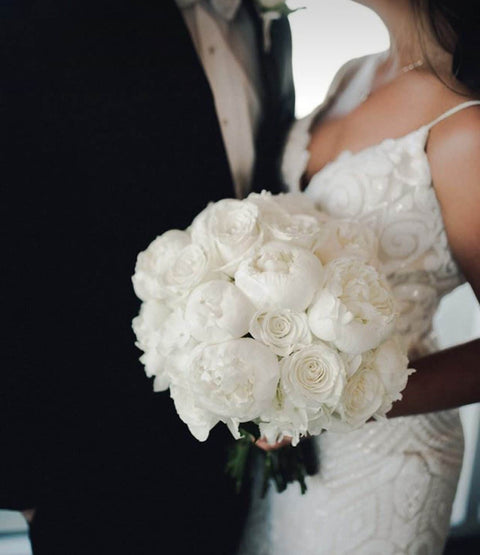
left=280, top=343, right=345, bottom=413
left=187, top=338, right=280, bottom=438
left=190, top=199, right=263, bottom=276
left=132, top=230, right=210, bottom=302
left=329, top=338, right=413, bottom=430
left=185, top=280, right=255, bottom=343
left=249, top=309, right=311, bottom=356
left=308, top=257, right=396, bottom=355
left=235, top=241, right=323, bottom=311
left=329, top=365, right=386, bottom=431
left=169, top=383, right=219, bottom=442
left=313, top=220, right=379, bottom=265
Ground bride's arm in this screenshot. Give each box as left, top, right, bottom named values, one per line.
left=388, top=339, right=480, bottom=417
left=389, top=105, right=480, bottom=418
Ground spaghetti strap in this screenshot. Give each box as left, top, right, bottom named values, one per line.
left=425, top=100, right=480, bottom=130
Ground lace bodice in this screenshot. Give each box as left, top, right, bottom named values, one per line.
left=282, top=65, right=480, bottom=356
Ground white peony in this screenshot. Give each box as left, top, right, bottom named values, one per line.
left=249, top=309, right=311, bottom=356
left=132, top=300, right=172, bottom=385
left=187, top=338, right=280, bottom=439
left=235, top=241, right=323, bottom=312
left=133, top=302, right=197, bottom=391
left=264, top=213, right=321, bottom=249
left=269, top=192, right=326, bottom=218
left=313, top=219, right=379, bottom=265
left=280, top=343, right=346, bottom=413
left=169, top=383, right=218, bottom=442
left=247, top=192, right=320, bottom=248
left=246, top=190, right=290, bottom=219
left=132, top=230, right=211, bottom=302
left=185, top=280, right=255, bottom=343
left=370, top=337, right=415, bottom=413
left=308, top=257, right=396, bottom=355
left=259, top=390, right=309, bottom=447
left=190, top=199, right=263, bottom=276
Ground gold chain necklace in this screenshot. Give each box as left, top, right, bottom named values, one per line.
left=361, top=59, right=424, bottom=103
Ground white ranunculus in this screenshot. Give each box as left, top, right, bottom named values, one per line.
left=308, top=257, right=396, bottom=355
left=132, top=230, right=211, bottom=302
left=313, top=220, right=379, bottom=265
left=249, top=309, right=311, bottom=357
left=235, top=241, right=323, bottom=311
left=187, top=338, right=280, bottom=438
left=280, top=343, right=345, bottom=413
left=190, top=199, right=263, bottom=276
left=185, top=280, right=255, bottom=343
left=169, top=383, right=219, bottom=442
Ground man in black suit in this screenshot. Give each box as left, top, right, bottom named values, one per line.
left=0, top=1, right=294, bottom=553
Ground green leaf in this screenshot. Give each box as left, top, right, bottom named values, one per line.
left=254, top=1, right=305, bottom=18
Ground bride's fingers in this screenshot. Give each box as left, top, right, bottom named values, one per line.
left=255, top=436, right=293, bottom=452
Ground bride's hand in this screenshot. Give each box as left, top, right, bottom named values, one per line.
left=255, top=436, right=292, bottom=451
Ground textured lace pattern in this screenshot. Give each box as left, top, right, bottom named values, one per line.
left=239, top=56, right=468, bottom=555
left=240, top=412, right=464, bottom=555
left=303, top=126, right=464, bottom=358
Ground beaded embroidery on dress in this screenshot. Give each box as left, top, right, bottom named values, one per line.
left=239, top=54, right=480, bottom=555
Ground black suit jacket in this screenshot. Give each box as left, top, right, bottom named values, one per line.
left=0, top=1, right=294, bottom=553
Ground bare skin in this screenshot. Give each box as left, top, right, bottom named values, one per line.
left=257, top=0, right=480, bottom=452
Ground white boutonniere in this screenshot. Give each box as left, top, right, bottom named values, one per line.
left=254, top=1, right=304, bottom=52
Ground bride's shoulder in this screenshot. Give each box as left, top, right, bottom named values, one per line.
left=428, top=99, right=480, bottom=169
left=427, top=101, right=480, bottom=282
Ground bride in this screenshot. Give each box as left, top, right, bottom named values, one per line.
left=240, top=0, right=480, bottom=553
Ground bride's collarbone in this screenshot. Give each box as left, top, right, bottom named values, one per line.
left=305, top=79, right=474, bottom=182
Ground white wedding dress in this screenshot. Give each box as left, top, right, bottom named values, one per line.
left=239, top=54, right=480, bottom=555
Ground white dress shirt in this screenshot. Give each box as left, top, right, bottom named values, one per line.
left=177, top=1, right=263, bottom=198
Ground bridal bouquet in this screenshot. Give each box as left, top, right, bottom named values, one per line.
left=132, top=191, right=414, bottom=494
